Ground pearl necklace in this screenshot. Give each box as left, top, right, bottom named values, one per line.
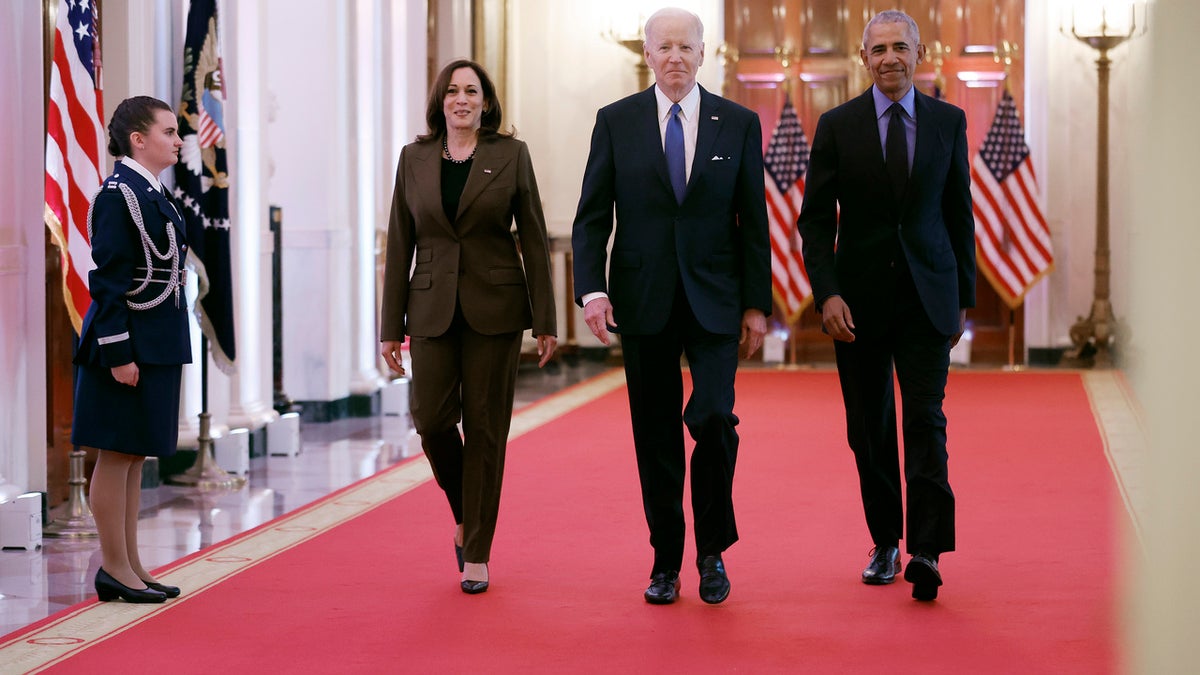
left=443, top=136, right=477, bottom=164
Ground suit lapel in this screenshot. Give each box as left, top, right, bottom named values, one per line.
left=852, top=87, right=910, bottom=212
left=636, top=88, right=675, bottom=198
left=407, top=141, right=456, bottom=236
left=908, top=90, right=943, bottom=210
left=688, top=87, right=723, bottom=202
left=456, top=140, right=514, bottom=224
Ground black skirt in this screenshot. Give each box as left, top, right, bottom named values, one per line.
left=71, top=363, right=183, bottom=457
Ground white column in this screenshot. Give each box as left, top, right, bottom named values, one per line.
left=0, top=3, right=45, bottom=495
left=268, top=0, right=355, bottom=406
left=224, top=0, right=278, bottom=430
left=348, top=0, right=387, bottom=398
left=436, top=0, right=473, bottom=66
left=1127, top=1, right=1200, bottom=669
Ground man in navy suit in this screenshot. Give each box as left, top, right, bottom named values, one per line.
left=797, top=10, right=976, bottom=601
left=572, top=7, right=770, bottom=605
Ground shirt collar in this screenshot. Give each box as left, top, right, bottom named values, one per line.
left=872, top=85, right=916, bottom=120
left=655, top=83, right=701, bottom=123
left=119, top=156, right=164, bottom=193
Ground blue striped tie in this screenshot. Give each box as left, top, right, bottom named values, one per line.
left=665, top=103, right=686, bottom=204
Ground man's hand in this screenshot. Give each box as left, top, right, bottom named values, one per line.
left=740, top=309, right=767, bottom=358
left=536, top=335, right=558, bottom=368
left=111, top=362, right=139, bottom=387
left=951, top=309, right=967, bottom=347
left=820, top=296, right=856, bottom=343
left=381, top=340, right=406, bottom=376
left=583, top=297, right=617, bottom=346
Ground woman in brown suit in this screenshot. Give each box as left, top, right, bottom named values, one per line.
left=380, top=60, right=557, bottom=594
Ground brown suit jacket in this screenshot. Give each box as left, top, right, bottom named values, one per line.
left=380, top=135, right=556, bottom=340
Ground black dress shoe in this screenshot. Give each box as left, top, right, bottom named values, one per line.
left=903, top=553, right=943, bottom=601
left=141, top=580, right=181, bottom=598
left=95, top=568, right=167, bottom=603
left=644, top=571, right=680, bottom=605
left=697, top=555, right=730, bottom=605
left=861, top=546, right=901, bottom=585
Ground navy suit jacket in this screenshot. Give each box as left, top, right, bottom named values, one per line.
left=74, top=165, right=192, bottom=368
left=572, top=85, right=771, bottom=336
left=798, top=87, right=976, bottom=337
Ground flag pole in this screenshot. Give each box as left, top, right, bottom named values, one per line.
left=1003, top=309, right=1024, bottom=372
left=168, top=335, right=245, bottom=489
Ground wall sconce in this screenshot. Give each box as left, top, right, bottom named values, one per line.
left=603, top=10, right=649, bottom=92
left=1060, top=1, right=1146, bottom=368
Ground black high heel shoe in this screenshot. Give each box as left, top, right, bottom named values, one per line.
left=455, top=544, right=464, bottom=573
left=141, top=579, right=181, bottom=598
left=95, top=568, right=167, bottom=603
left=461, top=563, right=489, bottom=594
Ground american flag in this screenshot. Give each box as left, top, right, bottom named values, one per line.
left=44, top=0, right=104, bottom=334
left=764, top=98, right=812, bottom=325
left=970, top=89, right=1053, bottom=308
left=176, top=0, right=236, bottom=371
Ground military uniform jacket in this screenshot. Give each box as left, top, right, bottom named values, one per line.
left=74, top=162, right=193, bottom=368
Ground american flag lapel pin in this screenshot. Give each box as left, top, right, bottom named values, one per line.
left=711, top=116, right=719, bottom=120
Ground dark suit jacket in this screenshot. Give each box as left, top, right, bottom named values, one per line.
left=572, top=85, right=771, bottom=335
left=74, top=164, right=192, bottom=368
left=798, top=87, right=976, bottom=336
left=380, top=135, right=556, bottom=340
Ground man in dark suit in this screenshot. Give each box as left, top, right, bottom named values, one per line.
left=572, top=7, right=771, bottom=605
left=797, top=10, right=976, bottom=602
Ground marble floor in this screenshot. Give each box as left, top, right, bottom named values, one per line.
left=0, top=358, right=610, bottom=638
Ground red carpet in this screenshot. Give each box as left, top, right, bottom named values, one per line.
left=8, top=370, right=1122, bottom=673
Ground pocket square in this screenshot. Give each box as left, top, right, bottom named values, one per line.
left=711, top=155, right=729, bottom=161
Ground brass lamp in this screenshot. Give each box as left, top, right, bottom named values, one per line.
left=1062, top=2, right=1144, bottom=367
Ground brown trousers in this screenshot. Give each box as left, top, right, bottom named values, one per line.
left=408, top=311, right=523, bottom=564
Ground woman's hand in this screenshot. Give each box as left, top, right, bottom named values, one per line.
left=111, top=362, right=139, bottom=387
left=381, top=340, right=406, bottom=376
left=536, top=335, right=558, bottom=368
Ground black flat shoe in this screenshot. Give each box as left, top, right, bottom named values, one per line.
left=455, top=544, right=464, bottom=573
left=904, top=553, right=943, bottom=601
left=95, top=568, right=167, bottom=603
left=142, top=580, right=181, bottom=598
left=862, top=545, right=901, bottom=585
left=697, top=555, right=731, bottom=605
left=644, top=571, right=680, bottom=605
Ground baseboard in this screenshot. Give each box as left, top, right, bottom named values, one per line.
left=1028, top=347, right=1068, bottom=367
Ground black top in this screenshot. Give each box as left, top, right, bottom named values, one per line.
left=441, top=157, right=473, bottom=224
